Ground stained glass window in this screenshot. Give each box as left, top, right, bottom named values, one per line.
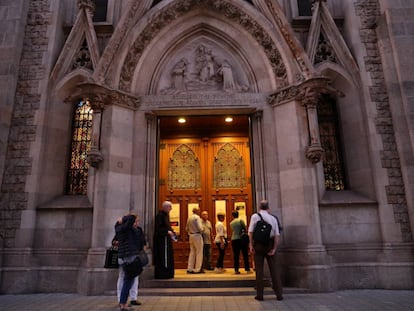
left=213, top=143, right=246, bottom=189
left=318, top=96, right=346, bottom=190
left=66, top=100, right=93, bottom=195
left=168, top=144, right=201, bottom=190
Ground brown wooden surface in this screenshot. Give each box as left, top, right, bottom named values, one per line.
left=158, top=116, right=253, bottom=269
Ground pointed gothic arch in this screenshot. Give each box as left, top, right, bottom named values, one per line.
left=96, top=0, right=317, bottom=94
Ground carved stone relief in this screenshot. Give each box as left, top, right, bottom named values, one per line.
left=159, top=42, right=250, bottom=94
left=119, top=0, right=288, bottom=92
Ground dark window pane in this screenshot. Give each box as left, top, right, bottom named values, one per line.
left=318, top=96, right=346, bottom=190
left=298, top=0, right=313, bottom=16
left=66, top=100, right=93, bottom=195
left=93, top=0, right=108, bottom=22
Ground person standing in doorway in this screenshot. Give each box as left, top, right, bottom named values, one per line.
left=201, top=211, right=214, bottom=271
left=214, top=213, right=227, bottom=273
left=230, top=210, right=251, bottom=274
left=186, top=207, right=204, bottom=273
left=248, top=200, right=283, bottom=301
left=153, top=201, right=176, bottom=279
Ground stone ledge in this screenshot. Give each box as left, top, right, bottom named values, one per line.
left=38, top=195, right=92, bottom=209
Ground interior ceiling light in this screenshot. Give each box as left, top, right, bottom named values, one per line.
left=178, top=117, right=186, bottom=123
left=225, top=116, right=233, bottom=122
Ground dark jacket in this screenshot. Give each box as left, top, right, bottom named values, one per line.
left=115, top=215, right=146, bottom=259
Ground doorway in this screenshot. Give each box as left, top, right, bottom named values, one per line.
left=158, top=115, right=254, bottom=269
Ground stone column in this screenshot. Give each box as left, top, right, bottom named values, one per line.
left=250, top=110, right=267, bottom=203
left=87, top=97, right=104, bottom=170
left=302, top=88, right=324, bottom=164
left=79, top=102, right=134, bottom=294
left=269, top=91, right=334, bottom=291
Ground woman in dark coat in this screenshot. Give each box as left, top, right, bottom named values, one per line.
left=115, top=214, right=145, bottom=311
left=153, top=201, right=176, bottom=279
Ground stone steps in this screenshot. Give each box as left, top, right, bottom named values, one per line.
left=118, top=269, right=311, bottom=296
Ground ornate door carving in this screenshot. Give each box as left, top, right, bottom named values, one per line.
left=159, top=137, right=252, bottom=269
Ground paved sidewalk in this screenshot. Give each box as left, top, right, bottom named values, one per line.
left=0, top=290, right=414, bottom=311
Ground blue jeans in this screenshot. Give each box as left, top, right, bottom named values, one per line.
left=215, top=242, right=227, bottom=268
left=120, top=267, right=135, bottom=304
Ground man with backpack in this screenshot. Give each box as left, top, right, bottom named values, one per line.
left=248, top=200, right=283, bottom=301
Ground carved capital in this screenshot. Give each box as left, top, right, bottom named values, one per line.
left=77, top=0, right=95, bottom=12
left=305, top=144, right=324, bottom=164
left=88, top=94, right=106, bottom=111
left=253, top=110, right=263, bottom=120
left=300, top=87, right=320, bottom=109
left=87, top=148, right=103, bottom=168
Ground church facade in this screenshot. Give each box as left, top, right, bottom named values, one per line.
left=0, top=0, right=413, bottom=294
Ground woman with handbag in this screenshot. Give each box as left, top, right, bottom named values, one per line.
left=115, top=213, right=146, bottom=311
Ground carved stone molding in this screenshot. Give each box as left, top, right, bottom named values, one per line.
left=65, top=82, right=140, bottom=111
left=87, top=148, right=103, bottom=168
left=77, top=0, right=95, bottom=12
left=305, top=144, right=324, bottom=164
left=267, top=76, right=343, bottom=164
left=267, top=76, right=332, bottom=106
left=119, top=0, right=288, bottom=92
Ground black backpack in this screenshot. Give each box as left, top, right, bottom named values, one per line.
left=253, top=213, right=272, bottom=243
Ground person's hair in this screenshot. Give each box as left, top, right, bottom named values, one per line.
left=259, top=200, right=269, bottom=210
left=162, top=201, right=172, bottom=210
left=232, top=210, right=239, bottom=218
left=217, top=213, right=225, bottom=220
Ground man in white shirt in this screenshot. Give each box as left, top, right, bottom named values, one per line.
left=186, top=207, right=204, bottom=273
left=248, top=200, right=283, bottom=301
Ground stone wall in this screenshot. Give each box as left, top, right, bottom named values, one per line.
left=0, top=0, right=51, bottom=248
left=0, top=0, right=28, bottom=186
left=355, top=0, right=412, bottom=242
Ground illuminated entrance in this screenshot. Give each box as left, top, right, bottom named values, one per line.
left=158, top=115, right=254, bottom=269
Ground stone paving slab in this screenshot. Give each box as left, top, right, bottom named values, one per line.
left=0, top=290, right=413, bottom=311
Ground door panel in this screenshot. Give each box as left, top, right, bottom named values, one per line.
left=159, top=137, right=252, bottom=269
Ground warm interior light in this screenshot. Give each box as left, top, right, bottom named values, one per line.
left=178, top=117, right=186, bottom=124
left=225, top=116, right=233, bottom=123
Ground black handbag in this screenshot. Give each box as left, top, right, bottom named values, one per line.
left=104, top=247, right=119, bottom=269
left=137, top=249, right=149, bottom=267
left=123, top=257, right=143, bottom=278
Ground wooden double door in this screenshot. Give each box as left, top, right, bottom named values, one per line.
left=158, top=136, right=253, bottom=269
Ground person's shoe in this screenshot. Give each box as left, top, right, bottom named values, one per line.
left=277, top=296, right=284, bottom=301
left=187, top=270, right=194, bottom=274
left=246, top=270, right=253, bottom=274
left=234, top=271, right=240, bottom=274
left=130, top=300, right=142, bottom=306
left=254, top=296, right=264, bottom=301
left=206, top=267, right=214, bottom=270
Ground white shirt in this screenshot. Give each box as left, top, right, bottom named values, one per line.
left=186, top=214, right=203, bottom=234
left=214, top=221, right=227, bottom=243
left=248, top=210, right=280, bottom=238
